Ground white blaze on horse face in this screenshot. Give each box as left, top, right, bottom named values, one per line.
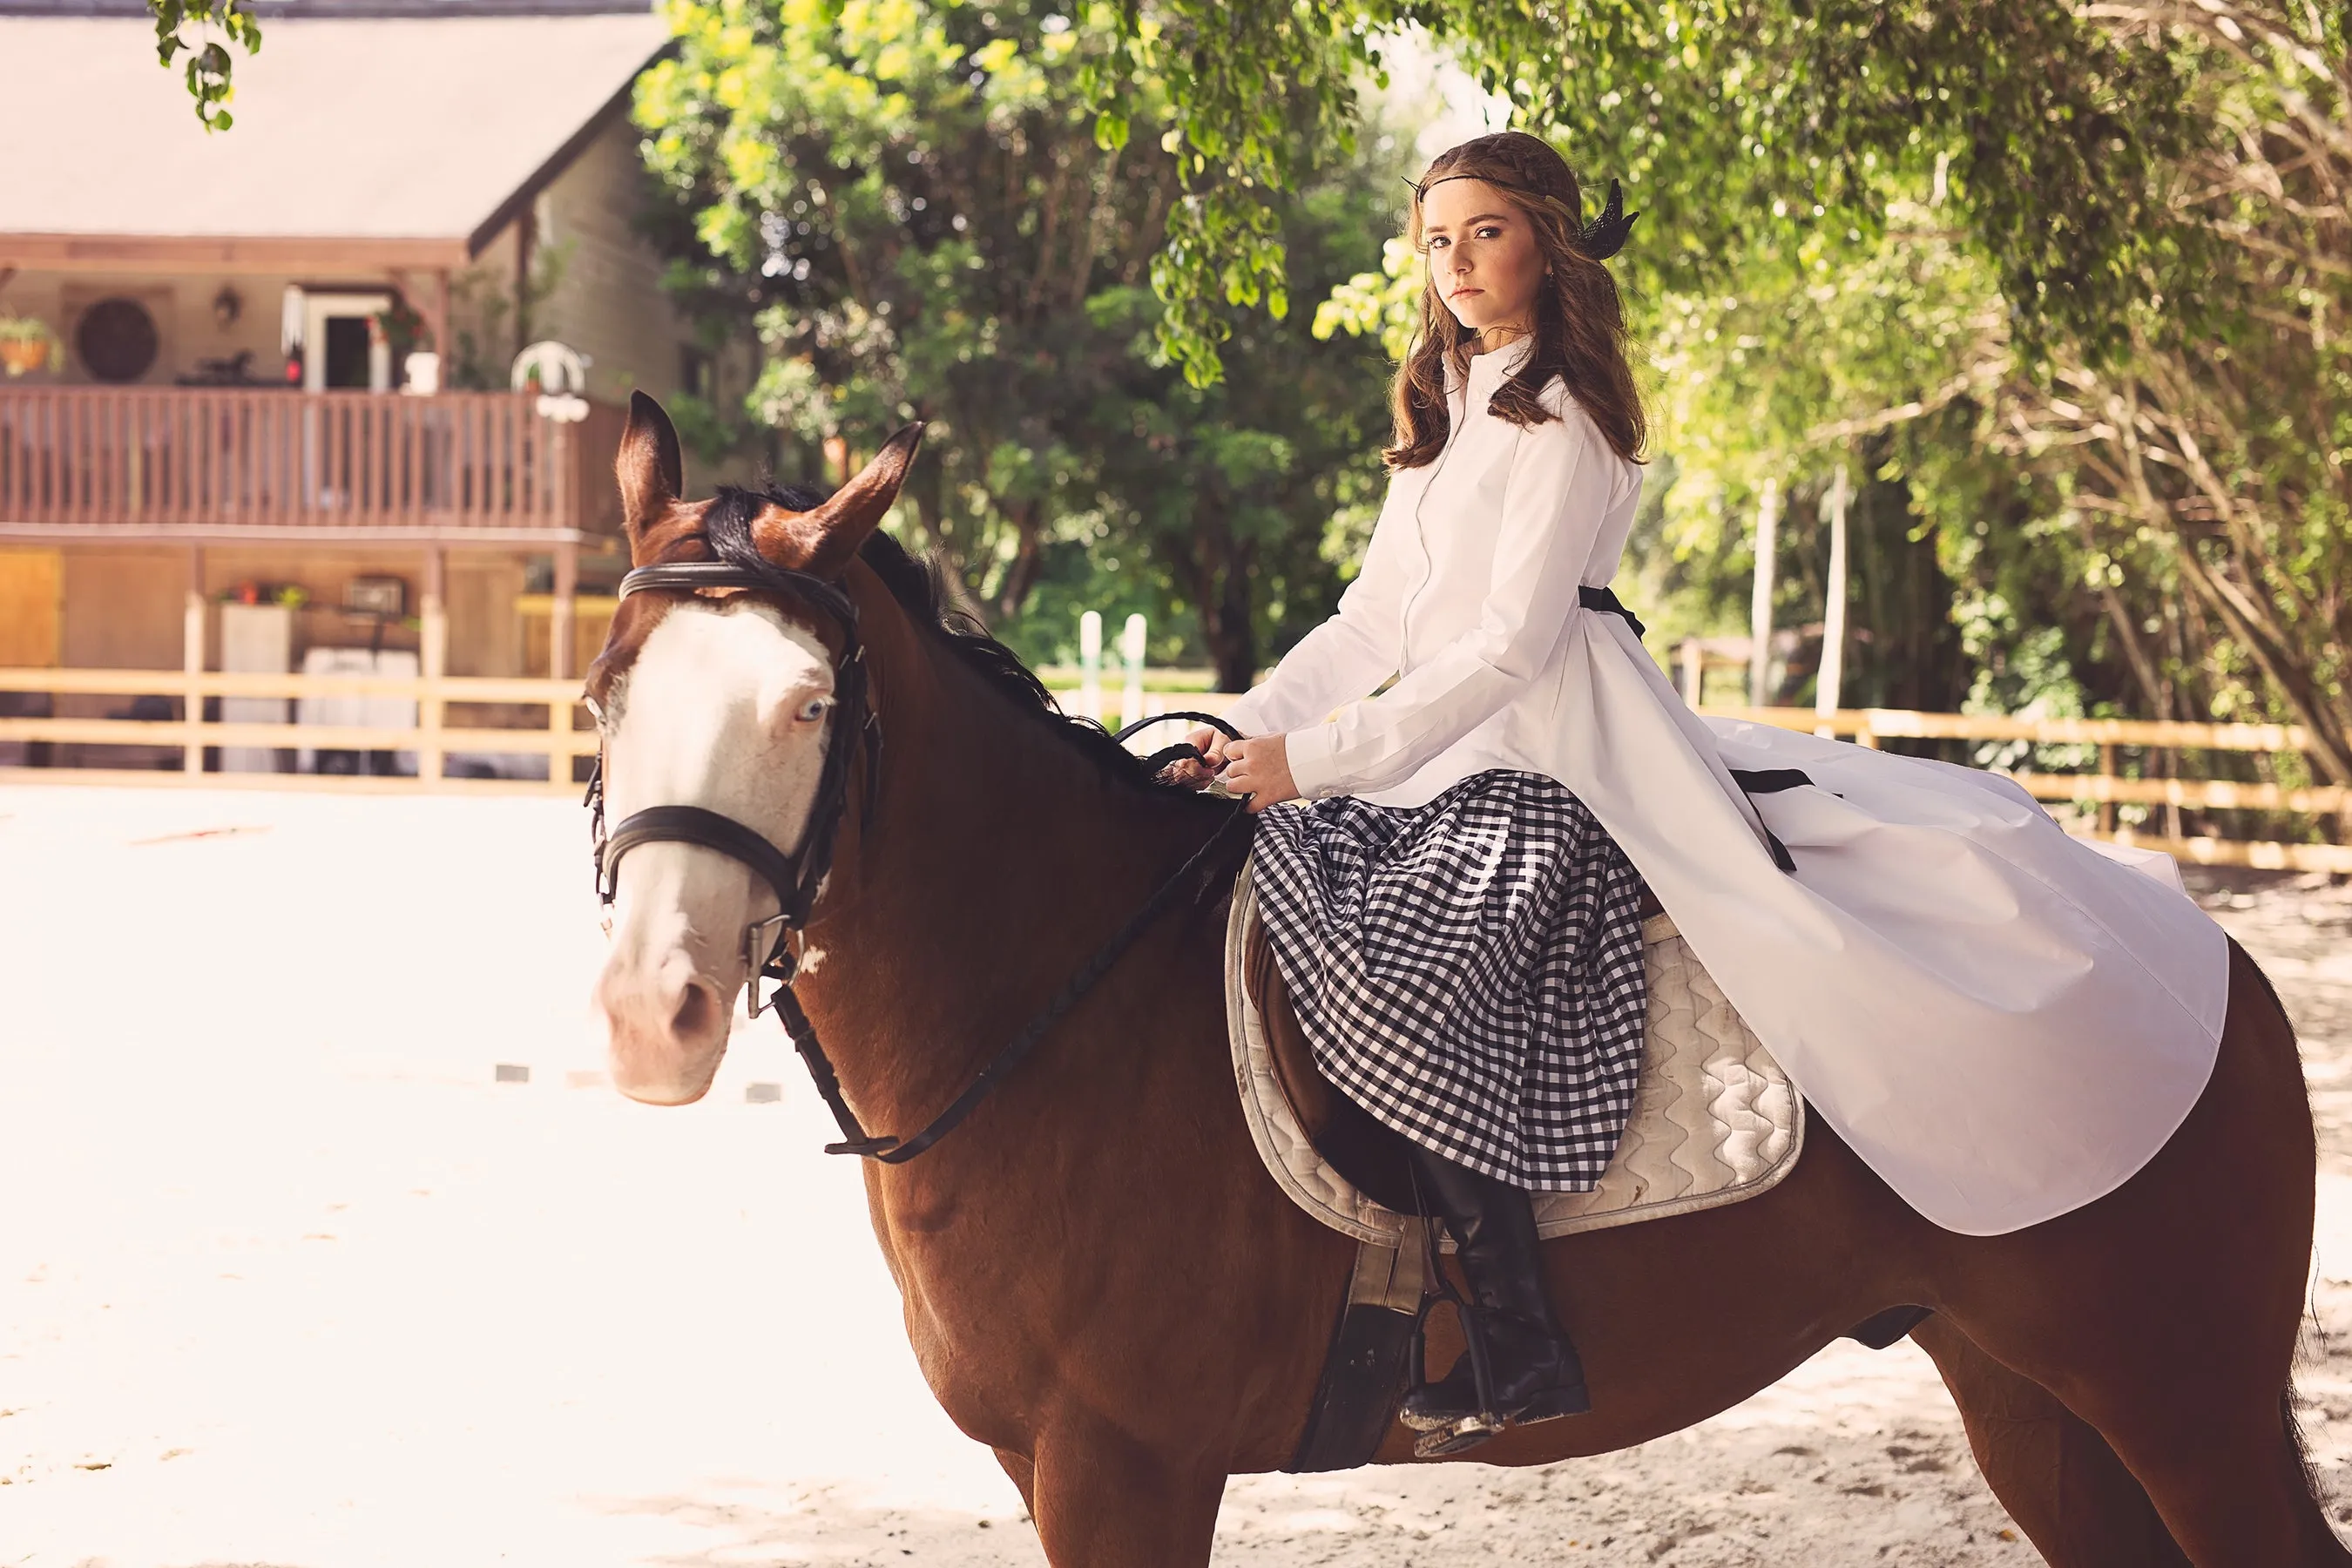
left=593, top=601, right=834, bottom=1105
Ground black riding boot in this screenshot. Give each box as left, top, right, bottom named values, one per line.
left=1398, top=1143, right=1590, bottom=1453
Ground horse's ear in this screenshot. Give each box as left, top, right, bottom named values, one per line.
left=616, top=390, right=685, bottom=559
left=752, top=423, right=925, bottom=578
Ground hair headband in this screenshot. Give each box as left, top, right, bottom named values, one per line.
left=1406, top=171, right=1640, bottom=261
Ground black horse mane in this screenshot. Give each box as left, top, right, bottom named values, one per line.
left=700, top=483, right=1173, bottom=792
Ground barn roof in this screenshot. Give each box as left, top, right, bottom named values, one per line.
left=0, top=7, right=672, bottom=268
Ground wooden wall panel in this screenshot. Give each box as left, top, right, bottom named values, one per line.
left=537, top=120, right=690, bottom=406
left=449, top=557, right=527, bottom=678
left=0, top=547, right=63, bottom=666
left=61, top=550, right=182, bottom=672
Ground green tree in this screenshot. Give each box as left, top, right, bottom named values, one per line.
left=147, top=0, right=260, bottom=132
left=1286, top=3, right=2351, bottom=801
left=635, top=0, right=1407, bottom=687
left=638, top=0, right=1169, bottom=617
left=1613, top=3, right=2352, bottom=785
left=1098, top=1, right=2220, bottom=387
left=1073, top=166, right=1400, bottom=688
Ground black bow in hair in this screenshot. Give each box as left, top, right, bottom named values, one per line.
left=1577, top=178, right=1639, bottom=260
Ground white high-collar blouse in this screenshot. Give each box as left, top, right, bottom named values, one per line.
left=1222, top=335, right=1643, bottom=808
left=1217, top=335, right=2233, bottom=1242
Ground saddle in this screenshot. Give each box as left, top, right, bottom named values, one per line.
left=1225, top=857, right=1811, bottom=1470
left=1227, top=861, right=1805, bottom=1247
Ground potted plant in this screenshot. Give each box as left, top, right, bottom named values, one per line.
left=375, top=298, right=442, bottom=395
left=0, top=313, right=62, bottom=377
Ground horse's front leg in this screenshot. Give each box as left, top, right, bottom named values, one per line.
left=1026, top=1419, right=1226, bottom=1567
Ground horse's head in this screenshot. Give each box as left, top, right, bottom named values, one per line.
left=587, top=392, right=921, bottom=1105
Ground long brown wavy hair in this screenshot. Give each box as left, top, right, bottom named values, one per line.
left=1385, top=132, right=1647, bottom=470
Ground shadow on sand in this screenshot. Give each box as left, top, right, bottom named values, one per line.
left=605, top=1481, right=1042, bottom=1566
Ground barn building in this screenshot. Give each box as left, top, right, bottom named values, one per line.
left=0, top=0, right=720, bottom=773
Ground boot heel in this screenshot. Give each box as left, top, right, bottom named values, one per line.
left=1511, top=1380, right=1592, bottom=1424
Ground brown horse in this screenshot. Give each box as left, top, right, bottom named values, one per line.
left=585, top=393, right=2343, bottom=1566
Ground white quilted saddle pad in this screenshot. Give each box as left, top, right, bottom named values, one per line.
left=1226, top=858, right=1805, bottom=1247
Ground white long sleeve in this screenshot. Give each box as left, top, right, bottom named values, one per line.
left=1285, top=390, right=1616, bottom=800
left=1220, top=480, right=1411, bottom=738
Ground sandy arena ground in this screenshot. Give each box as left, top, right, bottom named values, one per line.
left=3, top=784, right=2349, bottom=1565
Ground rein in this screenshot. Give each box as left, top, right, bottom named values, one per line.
left=588, top=551, right=1248, bottom=1164
left=801, top=748, right=1250, bottom=1164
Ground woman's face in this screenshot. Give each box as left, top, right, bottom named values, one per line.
left=1421, top=176, right=1545, bottom=345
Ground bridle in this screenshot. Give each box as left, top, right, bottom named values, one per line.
left=587, top=557, right=875, bottom=997
left=587, top=553, right=1249, bottom=1166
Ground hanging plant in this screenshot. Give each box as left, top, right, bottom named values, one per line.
left=374, top=298, right=429, bottom=362
left=0, top=314, right=64, bottom=377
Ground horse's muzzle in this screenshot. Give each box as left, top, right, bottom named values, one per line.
left=595, top=946, right=731, bottom=1105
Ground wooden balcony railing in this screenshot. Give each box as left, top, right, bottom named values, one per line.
left=0, top=387, right=628, bottom=537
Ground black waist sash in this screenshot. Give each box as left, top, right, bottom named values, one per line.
left=1578, top=582, right=1804, bottom=875
left=1578, top=584, right=1645, bottom=639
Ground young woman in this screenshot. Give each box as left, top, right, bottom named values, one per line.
left=1169, top=131, right=1656, bottom=1451
left=1173, top=132, right=2236, bottom=1463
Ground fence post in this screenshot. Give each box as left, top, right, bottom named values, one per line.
left=547, top=687, right=573, bottom=793
left=1678, top=638, right=1704, bottom=706
left=1815, top=464, right=1848, bottom=738
left=2099, top=742, right=2116, bottom=835
left=419, top=545, right=447, bottom=784
left=181, top=545, right=206, bottom=774
left=1077, top=611, right=1102, bottom=722
left=550, top=540, right=578, bottom=681
left=1748, top=477, right=1780, bottom=707
left=1120, top=613, right=1146, bottom=731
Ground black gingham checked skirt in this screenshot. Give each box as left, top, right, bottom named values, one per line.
left=1251, top=769, right=1649, bottom=1192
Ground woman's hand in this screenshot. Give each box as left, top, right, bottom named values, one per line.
left=1159, top=725, right=1233, bottom=790
left=1221, top=733, right=1300, bottom=813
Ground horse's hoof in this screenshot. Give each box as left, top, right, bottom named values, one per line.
left=1411, top=1413, right=1502, bottom=1457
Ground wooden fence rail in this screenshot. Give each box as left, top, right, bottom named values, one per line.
left=0, top=666, right=592, bottom=796
left=1098, top=698, right=2352, bottom=871
left=1, top=672, right=2346, bottom=870
left=1701, top=704, right=2351, bottom=873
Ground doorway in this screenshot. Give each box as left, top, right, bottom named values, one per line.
left=300, top=292, right=392, bottom=392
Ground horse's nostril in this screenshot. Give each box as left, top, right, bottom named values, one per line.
left=671, top=977, right=720, bottom=1044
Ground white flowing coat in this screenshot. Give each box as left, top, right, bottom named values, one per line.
left=1223, top=337, right=2228, bottom=1237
